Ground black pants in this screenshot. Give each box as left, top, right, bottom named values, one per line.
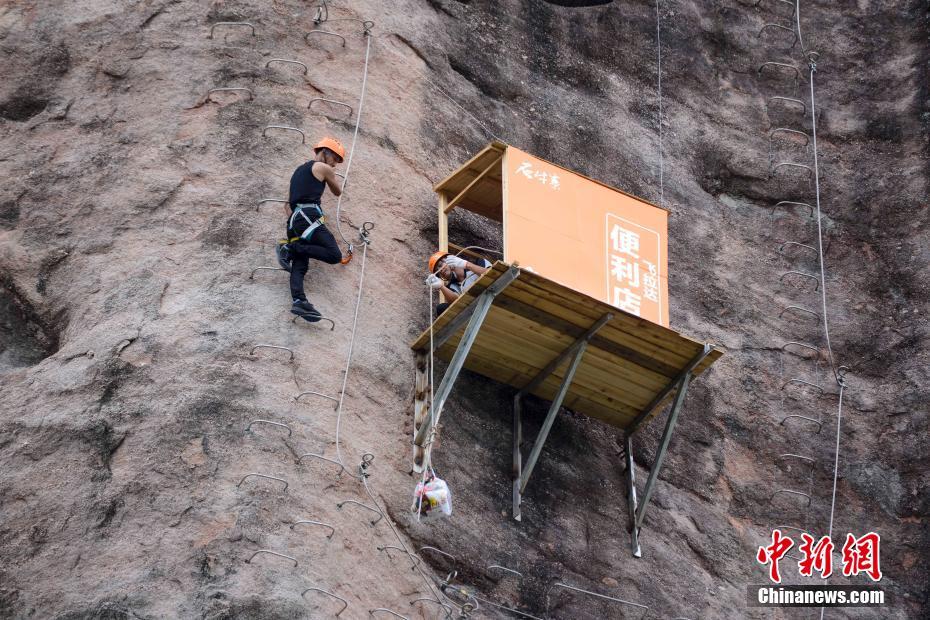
left=289, top=224, right=342, bottom=301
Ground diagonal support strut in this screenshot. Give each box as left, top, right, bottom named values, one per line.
left=413, top=266, right=520, bottom=448
left=511, top=313, right=612, bottom=521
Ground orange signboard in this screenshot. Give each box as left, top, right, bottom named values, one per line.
left=503, top=146, right=669, bottom=326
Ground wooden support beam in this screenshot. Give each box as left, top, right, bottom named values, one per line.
left=412, top=350, right=430, bottom=472
left=634, top=371, right=691, bottom=530
left=443, top=154, right=503, bottom=214
left=438, top=192, right=449, bottom=252
left=413, top=266, right=520, bottom=447
left=519, top=339, right=589, bottom=494
left=626, top=344, right=712, bottom=434
left=624, top=433, right=641, bottom=557
left=518, top=313, right=613, bottom=398
left=512, top=394, right=523, bottom=521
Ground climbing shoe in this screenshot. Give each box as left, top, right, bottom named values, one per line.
left=276, top=240, right=292, bottom=272
left=291, top=299, right=322, bottom=323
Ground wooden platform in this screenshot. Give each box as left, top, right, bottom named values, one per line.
left=411, top=262, right=722, bottom=432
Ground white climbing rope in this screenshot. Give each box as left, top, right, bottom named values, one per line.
left=332, top=236, right=369, bottom=476
left=301, top=14, right=458, bottom=613
left=333, top=31, right=372, bottom=246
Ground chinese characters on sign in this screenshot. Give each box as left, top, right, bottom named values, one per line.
left=757, top=529, right=883, bottom=584
left=606, top=216, right=661, bottom=318
left=515, top=161, right=560, bottom=190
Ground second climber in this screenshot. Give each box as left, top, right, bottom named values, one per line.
left=276, top=137, right=346, bottom=322
left=425, top=251, right=491, bottom=316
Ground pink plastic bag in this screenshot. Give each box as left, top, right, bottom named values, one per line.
left=412, top=472, right=452, bottom=522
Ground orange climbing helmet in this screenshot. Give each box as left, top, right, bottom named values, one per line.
left=428, top=251, right=448, bottom=273
left=313, top=137, right=346, bottom=162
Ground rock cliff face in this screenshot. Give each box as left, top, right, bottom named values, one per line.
left=0, top=0, right=926, bottom=618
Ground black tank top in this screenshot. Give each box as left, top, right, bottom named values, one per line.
left=289, top=161, right=326, bottom=207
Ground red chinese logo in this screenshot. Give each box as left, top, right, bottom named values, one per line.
left=798, top=533, right=834, bottom=578
left=756, top=530, right=882, bottom=583
left=757, top=529, right=794, bottom=583
left=841, top=532, right=882, bottom=581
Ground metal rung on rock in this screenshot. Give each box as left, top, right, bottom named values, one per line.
left=771, top=200, right=814, bottom=218
left=486, top=564, right=524, bottom=579
left=291, top=519, right=335, bottom=538
left=368, top=610, right=409, bottom=620
left=779, top=453, right=815, bottom=464
left=770, top=488, right=813, bottom=507
left=308, top=97, right=354, bottom=118
left=780, top=414, right=823, bottom=433
left=337, top=499, right=383, bottom=525
left=246, top=419, right=293, bottom=436
left=779, top=305, right=822, bottom=323
left=291, top=314, right=336, bottom=331
left=419, top=546, right=457, bottom=566
left=771, top=128, right=811, bottom=147
left=249, top=266, right=287, bottom=280
left=378, top=545, right=421, bottom=568
left=759, top=61, right=803, bottom=82
left=781, top=341, right=820, bottom=357
left=294, top=390, right=339, bottom=407
left=773, top=162, right=813, bottom=183
left=313, top=17, right=375, bottom=35
left=778, top=241, right=817, bottom=255
left=237, top=473, right=289, bottom=492
left=245, top=549, right=298, bottom=566
left=767, top=96, right=807, bottom=117
left=782, top=378, right=825, bottom=395
left=305, top=30, right=346, bottom=47
left=302, top=588, right=348, bottom=616
left=779, top=271, right=820, bottom=290
left=298, top=453, right=346, bottom=473
left=265, top=58, right=309, bottom=74
left=263, top=125, right=306, bottom=144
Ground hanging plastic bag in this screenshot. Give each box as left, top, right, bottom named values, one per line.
left=411, top=470, right=452, bottom=522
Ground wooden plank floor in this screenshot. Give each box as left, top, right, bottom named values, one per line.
left=411, top=262, right=723, bottom=432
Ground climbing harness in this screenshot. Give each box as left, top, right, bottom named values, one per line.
left=287, top=203, right=325, bottom=241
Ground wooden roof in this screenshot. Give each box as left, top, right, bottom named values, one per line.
left=411, top=262, right=722, bottom=431
left=433, top=141, right=507, bottom=221
left=432, top=141, right=667, bottom=222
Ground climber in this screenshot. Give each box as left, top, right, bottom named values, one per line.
left=276, top=137, right=345, bottom=322
left=425, top=251, right=491, bottom=316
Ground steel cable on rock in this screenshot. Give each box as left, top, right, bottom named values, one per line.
left=806, top=49, right=851, bottom=620
left=655, top=0, right=665, bottom=208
